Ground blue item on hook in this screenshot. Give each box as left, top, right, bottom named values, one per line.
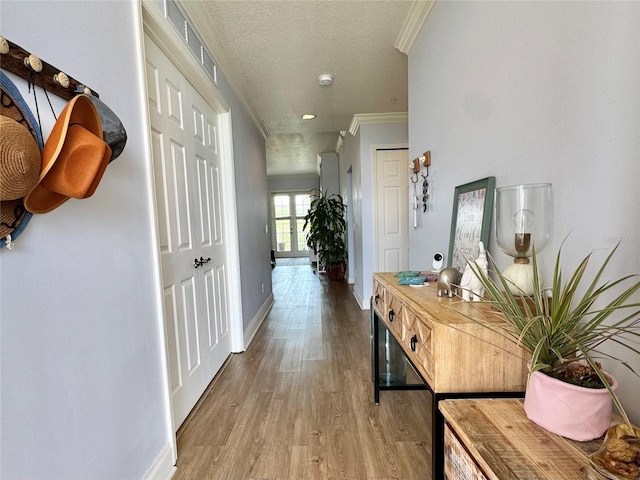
left=1, top=70, right=44, bottom=249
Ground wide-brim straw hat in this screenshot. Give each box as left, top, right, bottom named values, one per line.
left=1, top=116, right=41, bottom=200
left=0, top=70, right=43, bottom=247
left=24, top=95, right=111, bottom=214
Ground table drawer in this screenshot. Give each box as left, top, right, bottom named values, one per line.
left=385, top=290, right=404, bottom=339
left=372, top=278, right=386, bottom=318
left=444, top=424, right=488, bottom=480
left=373, top=279, right=402, bottom=347
left=401, top=310, right=434, bottom=385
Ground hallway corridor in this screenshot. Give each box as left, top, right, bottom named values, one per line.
left=174, top=263, right=432, bottom=479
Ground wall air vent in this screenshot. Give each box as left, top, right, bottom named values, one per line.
left=165, top=0, right=217, bottom=85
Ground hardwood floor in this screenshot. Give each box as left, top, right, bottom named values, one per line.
left=174, top=263, right=432, bottom=480
left=273, top=257, right=311, bottom=267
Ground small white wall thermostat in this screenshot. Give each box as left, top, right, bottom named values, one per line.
left=433, top=253, right=444, bottom=271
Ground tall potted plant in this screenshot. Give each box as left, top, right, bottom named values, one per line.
left=303, top=189, right=347, bottom=281
left=458, top=240, right=640, bottom=441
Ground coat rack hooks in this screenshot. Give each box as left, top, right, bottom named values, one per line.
left=409, top=150, right=432, bottom=214
left=0, top=36, right=99, bottom=101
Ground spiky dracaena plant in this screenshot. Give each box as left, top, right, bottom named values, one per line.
left=460, top=240, right=640, bottom=427
left=303, top=189, right=347, bottom=266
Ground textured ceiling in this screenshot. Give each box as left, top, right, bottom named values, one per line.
left=197, top=1, right=412, bottom=176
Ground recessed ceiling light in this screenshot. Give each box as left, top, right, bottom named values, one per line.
left=302, top=113, right=316, bottom=120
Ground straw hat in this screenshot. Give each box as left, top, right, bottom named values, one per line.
left=24, top=95, right=111, bottom=214
left=0, top=70, right=43, bottom=247
left=0, top=116, right=41, bottom=200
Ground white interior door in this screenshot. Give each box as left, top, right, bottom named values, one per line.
left=145, top=36, right=231, bottom=429
left=375, top=149, right=409, bottom=272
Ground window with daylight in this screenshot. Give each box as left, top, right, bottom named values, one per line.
left=272, top=193, right=311, bottom=257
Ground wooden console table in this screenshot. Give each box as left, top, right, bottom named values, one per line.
left=371, top=273, right=528, bottom=479
left=439, top=399, right=605, bottom=480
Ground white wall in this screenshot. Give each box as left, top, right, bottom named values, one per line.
left=0, top=1, right=172, bottom=478
left=341, top=132, right=360, bottom=288
left=343, top=123, right=408, bottom=308
left=216, top=73, right=273, bottom=332
left=319, top=152, right=340, bottom=196
left=409, top=1, right=640, bottom=424
left=345, top=169, right=355, bottom=283
left=268, top=174, right=319, bottom=194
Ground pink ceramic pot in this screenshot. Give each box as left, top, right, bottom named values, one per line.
left=524, top=367, right=617, bottom=441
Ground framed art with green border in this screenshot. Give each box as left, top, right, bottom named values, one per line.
left=447, top=176, right=495, bottom=272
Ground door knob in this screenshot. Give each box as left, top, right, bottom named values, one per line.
left=194, top=257, right=212, bottom=268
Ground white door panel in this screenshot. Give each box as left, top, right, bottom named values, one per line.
left=375, top=149, right=409, bottom=272
left=384, top=250, right=401, bottom=272
left=145, top=35, right=231, bottom=429
left=384, top=186, right=401, bottom=234
left=163, top=286, right=181, bottom=392
left=150, top=129, right=170, bottom=252
left=203, top=268, right=218, bottom=348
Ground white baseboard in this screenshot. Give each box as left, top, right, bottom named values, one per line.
left=143, top=443, right=176, bottom=480
left=243, top=293, right=274, bottom=349
left=347, top=275, right=355, bottom=284
left=352, top=287, right=369, bottom=310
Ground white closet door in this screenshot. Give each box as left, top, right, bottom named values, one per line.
left=145, top=35, right=231, bottom=429
left=375, top=149, right=409, bottom=272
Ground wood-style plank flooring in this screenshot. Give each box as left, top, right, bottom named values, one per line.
left=174, top=262, right=432, bottom=480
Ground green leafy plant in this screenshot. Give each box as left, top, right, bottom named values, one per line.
left=460, top=240, right=640, bottom=426
left=303, top=190, right=347, bottom=279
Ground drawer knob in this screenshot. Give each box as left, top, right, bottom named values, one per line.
left=388, top=309, right=395, bottom=322
left=410, top=334, right=418, bottom=352
left=375, top=294, right=380, bottom=304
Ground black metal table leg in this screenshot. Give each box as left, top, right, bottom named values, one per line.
left=432, top=394, right=445, bottom=479
left=373, top=308, right=381, bottom=404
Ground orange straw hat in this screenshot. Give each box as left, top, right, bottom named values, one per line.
left=24, top=95, right=111, bottom=214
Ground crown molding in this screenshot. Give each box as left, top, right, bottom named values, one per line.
left=394, top=0, right=436, bottom=55
left=348, top=112, right=408, bottom=136
left=180, top=1, right=269, bottom=139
